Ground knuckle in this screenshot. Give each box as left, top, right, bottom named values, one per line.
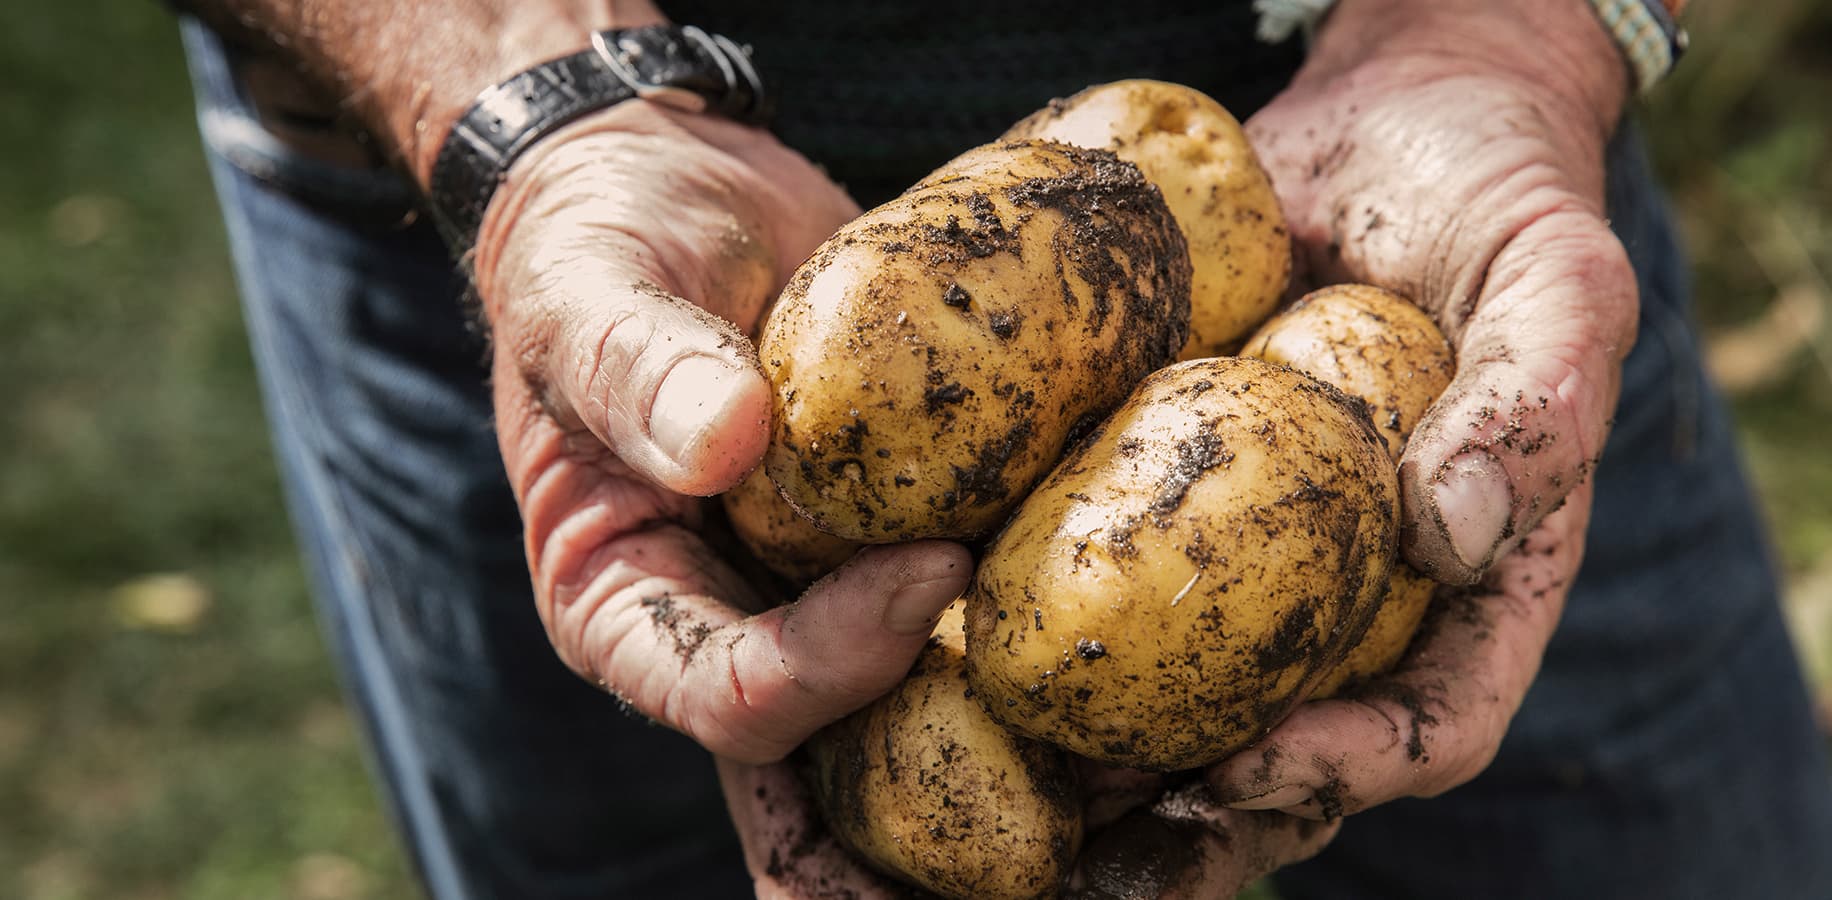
left=662, top=634, right=786, bottom=764
left=577, top=304, right=655, bottom=432
left=1416, top=706, right=1507, bottom=798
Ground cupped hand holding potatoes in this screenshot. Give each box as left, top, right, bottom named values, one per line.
left=1201, top=0, right=1638, bottom=826
left=468, top=100, right=978, bottom=896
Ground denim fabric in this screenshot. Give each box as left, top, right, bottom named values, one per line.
left=180, top=15, right=1832, bottom=900
left=182, top=21, right=751, bottom=900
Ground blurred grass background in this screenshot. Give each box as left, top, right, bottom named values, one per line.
left=1, top=1, right=1828, bottom=897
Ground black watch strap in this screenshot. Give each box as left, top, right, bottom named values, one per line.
left=427, top=24, right=771, bottom=256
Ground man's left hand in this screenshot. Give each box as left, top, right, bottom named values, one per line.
left=1205, top=0, right=1638, bottom=820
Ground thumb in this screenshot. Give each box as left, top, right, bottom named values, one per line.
left=486, top=196, right=779, bottom=494
left=1400, top=206, right=1637, bottom=583
left=473, top=110, right=802, bottom=496
left=483, top=209, right=779, bottom=493
left=503, top=260, right=771, bottom=495
left=547, top=260, right=773, bottom=497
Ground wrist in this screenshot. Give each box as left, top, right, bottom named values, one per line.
left=386, top=2, right=672, bottom=186
left=1301, top=0, right=1628, bottom=143
left=191, top=0, right=669, bottom=187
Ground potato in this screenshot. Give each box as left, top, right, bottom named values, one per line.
left=964, top=358, right=1398, bottom=771
left=1314, top=569, right=1436, bottom=697
left=760, top=140, right=1192, bottom=543
left=721, top=466, right=860, bottom=583
left=1007, top=80, right=1290, bottom=359
left=807, top=604, right=1081, bottom=900
left=1240, top=284, right=1455, bottom=694
left=1239, top=284, right=1454, bottom=465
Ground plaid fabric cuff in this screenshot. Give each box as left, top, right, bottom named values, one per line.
left=1590, top=0, right=1690, bottom=94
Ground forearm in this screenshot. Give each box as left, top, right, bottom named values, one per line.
left=1305, top=0, right=1630, bottom=142
left=184, top=0, right=667, bottom=184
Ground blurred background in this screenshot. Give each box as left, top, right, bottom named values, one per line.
left=2, top=1, right=1828, bottom=897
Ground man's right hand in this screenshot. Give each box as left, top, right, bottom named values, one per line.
left=474, top=99, right=975, bottom=758
left=466, top=100, right=975, bottom=889
left=199, top=0, right=973, bottom=880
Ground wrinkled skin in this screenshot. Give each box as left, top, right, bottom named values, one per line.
left=469, top=95, right=1331, bottom=899
left=473, top=101, right=977, bottom=896
left=468, top=0, right=1636, bottom=894
left=992, top=0, right=1636, bottom=888
left=1194, top=0, right=1637, bottom=847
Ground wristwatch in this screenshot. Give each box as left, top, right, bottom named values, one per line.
left=427, top=24, right=771, bottom=256
left=1586, top=0, right=1688, bottom=95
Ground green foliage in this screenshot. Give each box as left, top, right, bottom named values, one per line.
left=1646, top=0, right=1832, bottom=580
left=0, top=4, right=410, bottom=898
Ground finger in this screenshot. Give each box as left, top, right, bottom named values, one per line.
left=1072, top=784, right=1338, bottom=899
left=497, top=374, right=972, bottom=763
left=1398, top=208, right=1636, bottom=583
left=1207, top=482, right=1592, bottom=818
left=718, top=757, right=915, bottom=900
left=577, top=531, right=971, bottom=764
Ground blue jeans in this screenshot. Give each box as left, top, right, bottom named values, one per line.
left=182, top=20, right=1832, bottom=900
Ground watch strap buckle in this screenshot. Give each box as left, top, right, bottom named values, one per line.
left=591, top=26, right=769, bottom=124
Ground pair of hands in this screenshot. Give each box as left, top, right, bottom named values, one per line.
left=467, top=1, right=1637, bottom=894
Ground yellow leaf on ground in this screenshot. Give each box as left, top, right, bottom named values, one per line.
left=111, top=572, right=211, bottom=633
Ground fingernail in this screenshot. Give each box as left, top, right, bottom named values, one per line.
left=1431, top=451, right=1513, bottom=571
left=1215, top=782, right=1313, bottom=811
left=883, top=574, right=964, bottom=636
left=651, top=356, right=746, bottom=465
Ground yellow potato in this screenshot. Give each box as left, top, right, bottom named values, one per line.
left=1240, top=284, right=1455, bottom=694
left=761, top=140, right=1191, bottom=543
left=1315, top=568, right=1437, bottom=696
left=720, top=466, right=859, bottom=584
left=964, top=358, right=1399, bottom=771
left=1240, top=284, right=1454, bottom=464
left=1007, top=79, right=1290, bottom=358
left=807, top=604, right=1081, bottom=900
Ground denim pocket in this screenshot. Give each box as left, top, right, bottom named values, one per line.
left=180, top=17, right=420, bottom=228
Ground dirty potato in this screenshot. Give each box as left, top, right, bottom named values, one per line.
left=963, top=358, right=1398, bottom=771
left=1240, top=284, right=1455, bottom=694
left=1240, top=284, right=1454, bottom=464
left=807, top=604, right=1081, bottom=900
left=720, top=466, right=860, bottom=584
left=1007, top=79, right=1289, bottom=359
left=760, top=140, right=1192, bottom=543
left=1313, top=569, right=1436, bottom=697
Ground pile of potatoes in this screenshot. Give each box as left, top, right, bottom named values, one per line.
left=722, top=80, right=1455, bottom=899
